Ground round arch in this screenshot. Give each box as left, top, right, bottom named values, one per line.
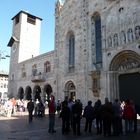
left=18, top=87, right=24, bottom=100
left=64, top=81, right=76, bottom=100
left=33, top=85, right=41, bottom=101
left=44, top=84, right=53, bottom=101
left=109, top=50, right=140, bottom=103
left=110, top=50, right=140, bottom=71
left=25, top=86, right=32, bottom=100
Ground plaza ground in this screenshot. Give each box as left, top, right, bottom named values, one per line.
left=0, top=111, right=140, bottom=140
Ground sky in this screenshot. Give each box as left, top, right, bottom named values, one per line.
left=0, top=0, right=56, bottom=72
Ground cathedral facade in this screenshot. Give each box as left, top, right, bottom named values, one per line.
left=8, top=0, right=140, bottom=105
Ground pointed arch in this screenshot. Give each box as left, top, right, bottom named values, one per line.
left=44, top=61, right=51, bottom=73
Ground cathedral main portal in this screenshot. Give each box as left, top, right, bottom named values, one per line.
left=109, top=50, right=140, bottom=104
left=119, top=72, right=140, bottom=107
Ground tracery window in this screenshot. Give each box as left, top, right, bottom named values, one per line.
left=135, top=26, right=140, bottom=40
left=44, top=61, right=51, bottom=73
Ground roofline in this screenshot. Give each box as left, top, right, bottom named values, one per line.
left=0, top=74, right=9, bottom=77
left=11, top=10, right=43, bottom=21
left=0, top=71, right=9, bottom=76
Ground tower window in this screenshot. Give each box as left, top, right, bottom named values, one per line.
left=27, top=14, right=36, bottom=25
left=15, top=14, right=20, bottom=25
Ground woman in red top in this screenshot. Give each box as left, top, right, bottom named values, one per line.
left=123, top=99, right=135, bottom=134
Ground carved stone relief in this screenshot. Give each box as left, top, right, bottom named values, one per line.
left=118, top=59, right=140, bottom=71
left=91, top=71, right=100, bottom=97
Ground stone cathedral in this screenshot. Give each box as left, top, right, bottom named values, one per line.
left=7, top=0, right=140, bottom=106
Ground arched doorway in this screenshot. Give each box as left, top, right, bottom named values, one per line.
left=44, top=84, right=52, bottom=102
left=25, top=86, right=32, bottom=100
left=18, top=87, right=24, bottom=100
left=119, top=72, right=140, bottom=106
left=33, top=85, right=41, bottom=101
left=109, top=50, right=140, bottom=106
left=64, top=81, right=76, bottom=101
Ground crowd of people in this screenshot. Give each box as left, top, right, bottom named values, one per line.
left=0, top=98, right=26, bottom=117
left=0, top=98, right=45, bottom=118
left=0, top=96, right=140, bottom=137
left=48, top=96, right=140, bottom=137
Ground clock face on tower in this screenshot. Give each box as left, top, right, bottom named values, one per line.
left=12, top=42, right=17, bottom=53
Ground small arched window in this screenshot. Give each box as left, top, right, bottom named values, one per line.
left=1, top=83, right=3, bottom=88
left=44, top=61, right=51, bottom=73
left=32, top=64, right=37, bottom=76
left=135, top=26, right=140, bottom=40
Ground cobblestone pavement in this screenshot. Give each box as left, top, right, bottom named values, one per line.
left=0, top=112, right=140, bottom=140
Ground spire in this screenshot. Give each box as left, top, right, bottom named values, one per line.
left=56, top=0, right=63, bottom=5
left=56, top=0, right=65, bottom=5
left=58, top=0, right=64, bottom=5
left=55, top=0, right=63, bottom=16
left=58, top=0, right=63, bottom=5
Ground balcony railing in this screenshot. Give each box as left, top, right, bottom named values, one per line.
left=31, top=72, right=46, bottom=82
